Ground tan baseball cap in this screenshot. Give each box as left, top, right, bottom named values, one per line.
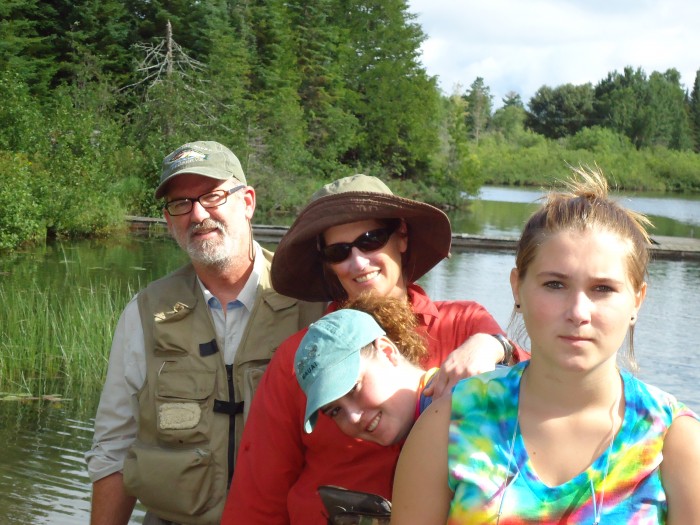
left=156, top=141, right=246, bottom=198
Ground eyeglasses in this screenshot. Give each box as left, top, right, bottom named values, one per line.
left=319, top=225, right=398, bottom=264
left=164, top=184, right=245, bottom=216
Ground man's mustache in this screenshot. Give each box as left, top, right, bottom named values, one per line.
left=189, top=219, right=224, bottom=236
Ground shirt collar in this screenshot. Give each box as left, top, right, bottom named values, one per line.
left=197, top=241, right=263, bottom=311
left=237, top=241, right=263, bottom=310
left=326, top=283, right=439, bottom=326
left=406, top=283, right=439, bottom=326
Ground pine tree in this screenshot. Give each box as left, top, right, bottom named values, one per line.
left=287, top=0, right=358, bottom=175
left=689, top=69, right=700, bottom=152
left=0, top=0, right=59, bottom=95
left=463, top=77, right=492, bottom=145
left=335, top=0, right=440, bottom=178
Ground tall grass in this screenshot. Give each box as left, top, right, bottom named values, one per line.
left=0, top=280, right=135, bottom=400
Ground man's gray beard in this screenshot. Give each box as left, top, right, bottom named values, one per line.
left=187, top=237, right=233, bottom=269
left=180, top=219, right=235, bottom=269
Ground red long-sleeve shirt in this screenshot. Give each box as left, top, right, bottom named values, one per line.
left=223, top=284, right=528, bottom=524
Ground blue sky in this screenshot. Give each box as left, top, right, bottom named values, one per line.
left=407, top=0, right=700, bottom=107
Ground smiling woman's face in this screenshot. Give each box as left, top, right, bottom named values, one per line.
left=320, top=342, right=421, bottom=446
left=322, top=219, right=408, bottom=301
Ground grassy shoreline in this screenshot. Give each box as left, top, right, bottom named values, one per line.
left=0, top=280, right=134, bottom=401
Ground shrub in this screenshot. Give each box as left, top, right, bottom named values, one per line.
left=0, top=152, right=46, bottom=250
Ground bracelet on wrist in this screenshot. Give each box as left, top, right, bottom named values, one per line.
left=491, top=333, right=514, bottom=365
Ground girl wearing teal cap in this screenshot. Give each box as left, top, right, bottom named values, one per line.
left=295, top=294, right=438, bottom=446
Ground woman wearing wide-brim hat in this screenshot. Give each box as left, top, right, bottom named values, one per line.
left=224, top=174, right=530, bottom=525
left=270, top=174, right=452, bottom=303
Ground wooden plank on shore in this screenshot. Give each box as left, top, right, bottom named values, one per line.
left=125, top=217, right=700, bottom=261
left=648, top=235, right=700, bottom=261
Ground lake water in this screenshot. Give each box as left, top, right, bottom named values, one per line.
left=0, top=187, right=698, bottom=524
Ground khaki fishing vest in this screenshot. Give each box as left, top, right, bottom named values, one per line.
left=123, top=250, right=324, bottom=524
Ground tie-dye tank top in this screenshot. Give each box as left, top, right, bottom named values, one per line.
left=447, top=362, right=699, bottom=524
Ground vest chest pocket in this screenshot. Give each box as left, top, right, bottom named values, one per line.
left=156, top=365, right=217, bottom=445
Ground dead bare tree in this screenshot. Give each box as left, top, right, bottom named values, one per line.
left=124, top=20, right=205, bottom=93
left=123, top=20, right=211, bottom=138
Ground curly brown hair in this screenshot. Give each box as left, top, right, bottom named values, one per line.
left=339, top=293, right=428, bottom=364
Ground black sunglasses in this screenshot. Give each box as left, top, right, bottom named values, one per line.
left=319, top=225, right=399, bottom=264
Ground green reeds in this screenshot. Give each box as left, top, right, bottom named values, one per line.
left=0, top=279, right=134, bottom=402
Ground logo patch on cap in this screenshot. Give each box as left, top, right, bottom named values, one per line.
left=296, top=345, right=319, bottom=380
left=172, top=149, right=206, bottom=162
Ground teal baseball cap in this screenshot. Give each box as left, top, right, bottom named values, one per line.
left=295, top=309, right=386, bottom=433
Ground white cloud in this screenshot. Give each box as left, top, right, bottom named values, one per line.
left=408, top=0, right=700, bottom=107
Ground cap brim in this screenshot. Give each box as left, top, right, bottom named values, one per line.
left=155, top=169, right=243, bottom=199
left=303, top=352, right=360, bottom=433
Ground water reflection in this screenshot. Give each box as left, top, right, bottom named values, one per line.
left=0, top=400, right=146, bottom=525
left=467, top=186, right=700, bottom=236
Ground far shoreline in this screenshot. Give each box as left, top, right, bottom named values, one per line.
left=126, top=216, right=700, bottom=262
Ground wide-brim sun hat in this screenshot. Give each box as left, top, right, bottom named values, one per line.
left=271, top=174, right=452, bottom=302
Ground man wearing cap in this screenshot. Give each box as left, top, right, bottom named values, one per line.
left=223, top=174, right=530, bottom=524
left=86, top=141, right=324, bottom=525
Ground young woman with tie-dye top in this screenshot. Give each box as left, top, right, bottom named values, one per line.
left=391, top=166, right=700, bottom=524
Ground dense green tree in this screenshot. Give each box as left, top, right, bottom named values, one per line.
left=286, top=1, right=359, bottom=175
left=244, top=0, right=309, bottom=179
left=0, top=152, right=45, bottom=249
left=567, top=126, right=633, bottom=155
left=60, top=0, right=135, bottom=86
left=124, top=0, right=212, bottom=58
left=433, top=94, right=482, bottom=203
left=336, top=0, right=440, bottom=178
left=688, top=69, right=700, bottom=152
left=646, top=69, right=692, bottom=150
left=32, top=80, right=128, bottom=238
left=31, top=0, right=135, bottom=89
left=463, top=77, right=492, bottom=144
left=488, top=91, right=527, bottom=142
left=0, top=71, right=45, bottom=152
left=201, top=1, right=255, bottom=154
left=593, top=67, right=653, bottom=149
left=526, top=83, right=594, bottom=139
left=0, top=0, right=60, bottom=95
left=594, top=67, right=692, bottom=151
left=491, top=104, right=526, bottom=142
left=501, top=91, right=524, bottom=109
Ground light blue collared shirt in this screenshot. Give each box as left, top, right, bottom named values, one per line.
left=201, top=243, right=263, bottom=364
